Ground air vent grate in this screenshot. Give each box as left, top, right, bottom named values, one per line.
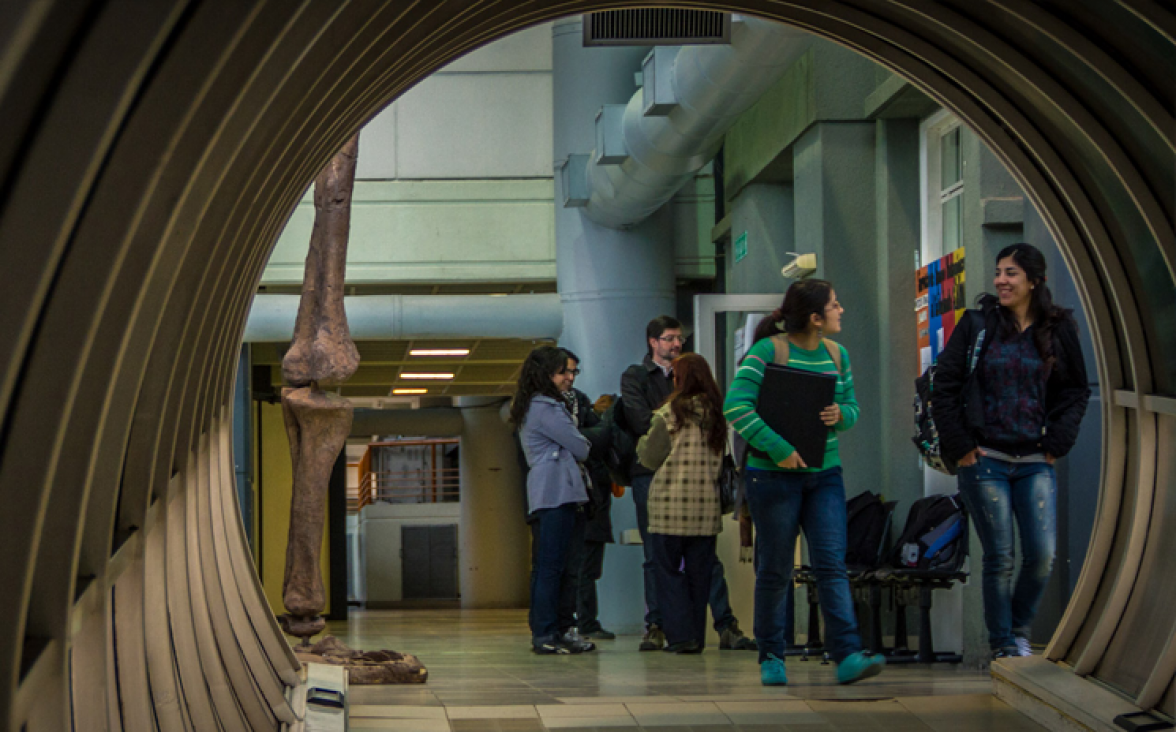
left=583, top=9, right=730, bottom=46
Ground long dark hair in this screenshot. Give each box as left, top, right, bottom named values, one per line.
left=753, top=278, right=834, bottom=342
left=510, top=346, right=569, bottom=427
left=983, top=243, right=1073, bottom=368
left=664, top=353, right=726, bottom=454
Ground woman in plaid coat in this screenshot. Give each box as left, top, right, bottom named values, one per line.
left=636, top=353, right=725, bottom=654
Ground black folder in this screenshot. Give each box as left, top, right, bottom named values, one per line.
left=756, top=363, right=838, bottom=468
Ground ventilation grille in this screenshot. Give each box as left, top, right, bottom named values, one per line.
left=583, top=9, right=730, bottom=46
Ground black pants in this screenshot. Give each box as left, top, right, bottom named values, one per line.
left=650, top=533, right=716, bottom=647
left=529, top=510, right=585, bottom=635
left=576, top=541, right=607, bottom=633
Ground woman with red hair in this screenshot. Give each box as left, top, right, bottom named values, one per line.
left=636, top=353, right=726, bottom=654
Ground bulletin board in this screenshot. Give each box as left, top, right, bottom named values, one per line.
left=916, top=247, right=966, bottom=374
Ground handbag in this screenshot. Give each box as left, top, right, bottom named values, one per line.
left=715, top=436, right=738, bottom=515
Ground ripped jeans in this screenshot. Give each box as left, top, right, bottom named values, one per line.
left=956, top=455, right=1056, bottom=651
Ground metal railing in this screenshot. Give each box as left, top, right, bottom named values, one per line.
left=354, top=438, right=460, bottom=512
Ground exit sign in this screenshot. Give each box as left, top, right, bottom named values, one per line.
left=734, top=231, right=748, bottom=263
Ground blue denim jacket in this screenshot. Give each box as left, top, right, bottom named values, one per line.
left=520, top=396, right=590, bottom=513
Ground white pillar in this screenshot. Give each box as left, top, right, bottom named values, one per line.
left=458, top=403, right=529, bottom=608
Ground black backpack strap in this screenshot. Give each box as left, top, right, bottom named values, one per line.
left=846, top=491, right=879, bottom=524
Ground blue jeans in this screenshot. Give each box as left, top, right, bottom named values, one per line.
left=709, top=556, right=737, bottom=632
left=745, top=467, right=861, bottom=663
left=634, top=474, right=738, bottom=632
left=530, top=504, right=582, bottom=640
left=631, top=474, right=661, bottom=628
left=956, top=456, right=1056, bottom=651
left=752, top=540, right=796, bottom=646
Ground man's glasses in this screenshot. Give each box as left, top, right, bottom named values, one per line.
left=561, top=368, right=581, bottom=376
left=658, top=335, right=685, bottom=344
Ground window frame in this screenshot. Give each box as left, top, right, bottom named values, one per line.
left=919, top=109, right=964, bottom=269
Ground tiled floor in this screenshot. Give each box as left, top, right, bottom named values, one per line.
left=326, top=609, right=1046, bottom=731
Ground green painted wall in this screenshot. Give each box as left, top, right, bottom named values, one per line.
left=671, top=175, right=718, bottom=279
left=873, top=119, right=923, bottom=513
left=724, top=51, right=815, bottom=196
left=793, top=121, right=884, bottom=482
left=723, top=40, right=879, bottom=201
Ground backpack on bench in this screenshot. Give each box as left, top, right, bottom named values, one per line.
left=887, top=493, right=968, bottom=574
left=845, top=490, right=893, bottom=571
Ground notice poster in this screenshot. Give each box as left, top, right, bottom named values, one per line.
left=916, top=247, right=966, bottom=374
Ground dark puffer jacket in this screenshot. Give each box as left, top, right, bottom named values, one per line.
left=571, top=389, right=616, bottom=544
left=620, top=355, right=675, bottom=478
left=932, top=297, right=1090, bottom=462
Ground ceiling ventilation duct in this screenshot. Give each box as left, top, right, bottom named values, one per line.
left=576, top=16, right=806, bottom=230
left=583, top=9, right=730, bottom=46
left=243, top=294, right=564, bottom=342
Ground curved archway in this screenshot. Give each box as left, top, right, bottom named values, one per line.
left=0, top=1, right=1170, bottom=728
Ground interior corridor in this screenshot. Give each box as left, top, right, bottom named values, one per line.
left=334, top=609, right=1045, bottom=731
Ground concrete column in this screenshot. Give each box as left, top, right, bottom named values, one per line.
left=552, top=20, right=673, bottom=632
left=793, top=121, right=881, bottom=477
left=873, top=120, right=922, bottom=507
left=458, top=403, right=528, bottom=608
left=553, top=20, right=674, bottom=399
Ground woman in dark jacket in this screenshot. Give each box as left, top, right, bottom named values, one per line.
left=561, top=350, right=617, bottom=641
left=932, top=243, right=1090, bottom=659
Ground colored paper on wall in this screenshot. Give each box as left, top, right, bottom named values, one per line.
left=916, top=247, right=966, bottom=374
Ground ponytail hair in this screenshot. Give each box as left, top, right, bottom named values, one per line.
left=989, top=243, right=1073, bottom=369
left=753, top=279, right=835, bottom=343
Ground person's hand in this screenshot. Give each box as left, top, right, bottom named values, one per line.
left=593, top=394, right=614, bottom=416
left=1045, top=453, right=1056, bottom=465
left=957, top=447, right=984, bottom=467
left=777, top=451, right=807, bottom=469
left=820, top=404, right=842, bottom=426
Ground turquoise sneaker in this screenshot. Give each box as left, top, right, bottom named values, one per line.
left=836, top=651, right=885, bottom=685
left=760, top=654, right=788, bottom=686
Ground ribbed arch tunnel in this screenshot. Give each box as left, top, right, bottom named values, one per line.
left=0, top=1, right=1171, bottom=729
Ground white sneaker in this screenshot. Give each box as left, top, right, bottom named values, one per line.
left=1014, top=636, right=1032, bottom=656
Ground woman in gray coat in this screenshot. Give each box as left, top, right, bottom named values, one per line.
left=511, top=346, right=592, bottom=654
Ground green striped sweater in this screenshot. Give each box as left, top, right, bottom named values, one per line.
left=723, top=337, right=859, bottom=472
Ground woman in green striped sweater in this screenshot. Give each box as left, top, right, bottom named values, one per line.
left=723, top=279, right=885, bottom=687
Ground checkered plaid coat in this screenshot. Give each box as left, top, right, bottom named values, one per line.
left=636, top=398, right=723, bottom=536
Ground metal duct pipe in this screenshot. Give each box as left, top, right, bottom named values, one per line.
left=554, top=20, right=676, bottom=402
left=243, top=293, right=564, bottom=342
left=583, top=16, right=807, bottom=229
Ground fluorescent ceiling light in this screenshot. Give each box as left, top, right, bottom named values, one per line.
left=399, top=372, right=455, bottom=380
left=409, top=349, right=470, bottom=357
left=392, top=388, right=428, bottom=395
